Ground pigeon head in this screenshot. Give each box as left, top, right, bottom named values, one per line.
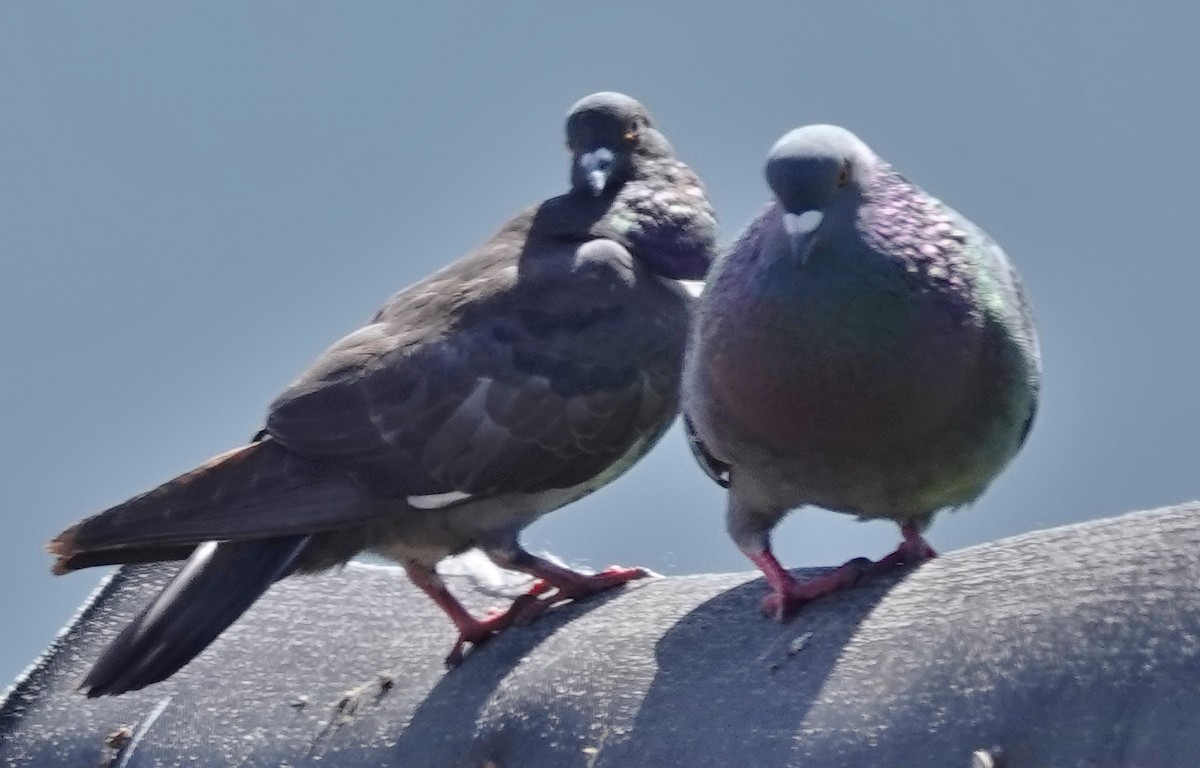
left=566, top=92, right=671, bottom=197
left=764, top=125, right=876, bottom=264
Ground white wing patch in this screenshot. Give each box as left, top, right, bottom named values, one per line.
left=406, top=490, right=474, bottom=510
left=667, top=277, right=700, bottom=298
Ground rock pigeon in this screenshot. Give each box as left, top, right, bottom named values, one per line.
left=49, top=92, right=718, bottom=695
left=682, top=125, right=1039, bottom=619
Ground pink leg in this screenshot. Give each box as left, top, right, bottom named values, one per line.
left=748, top=522, right=936, bottom=621
left=403, top=564, right=537, bottom=668
left=749, top=549, right=873, bottom=621
left=872, top=522, right=938, bottom=571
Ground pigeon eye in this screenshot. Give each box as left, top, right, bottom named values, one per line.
left=837, top=162, right=852, bottom=187
left=624, top=118, right=643, bottom=142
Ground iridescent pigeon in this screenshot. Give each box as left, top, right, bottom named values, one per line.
left=50, top=92, right=718, bottom=695
left=683, top=125, right=1039, bottom=619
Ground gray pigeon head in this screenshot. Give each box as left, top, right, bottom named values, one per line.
left=764, top=124, right=877, bottom=263
left=566, top=92, right=672, bottom=197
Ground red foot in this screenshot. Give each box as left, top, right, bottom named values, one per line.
left=520, top=578, right=555, bottom=599
left=509, top=565, right=650, bottom=625
left=873, top=523, right=938, bottom=571
left=546, top=564, right=650, bottom=601
left=409, top=558, right=650, bottom=667
left=439, top=564, right=652, bottom=667
left=750, top=524, right=936, bottom=621
left=444, top=593, right=539, bottom=667
left=758, top=557, right=874, bottom=620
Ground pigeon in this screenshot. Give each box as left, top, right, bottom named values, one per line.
left=49, top=91, right=718, bottom=695
left=682, top=125, right=1039, bottom=620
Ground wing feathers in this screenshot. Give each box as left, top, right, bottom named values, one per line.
left=50, top=440, right=369, bottom=573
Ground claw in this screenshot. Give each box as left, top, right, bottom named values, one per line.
left=408, top=556, right=651, bottom=668
left=506, top=565, right=649, bottom=627
left=506, top=555, right=650, bottom=605
left=523, top=578, right=554, bottom=598
left=749, top=525, right=936, bottom=622
left=443, top=593, right=541, bottom=668
left=759, top=556, right=874, bottom=620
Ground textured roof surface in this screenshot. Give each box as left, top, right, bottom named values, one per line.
left=3, top=502, right=1199, bottom=767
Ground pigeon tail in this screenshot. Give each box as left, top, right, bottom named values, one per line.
left=80, top=535, right=311, bottom=696
left=49, top=439, right=371, bottom=574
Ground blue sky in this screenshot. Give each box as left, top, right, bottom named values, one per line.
left=3, top=3, right=1198, bottom=687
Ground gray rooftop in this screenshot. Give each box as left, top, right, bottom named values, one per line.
left=3, top=501, right=1198, bottom=767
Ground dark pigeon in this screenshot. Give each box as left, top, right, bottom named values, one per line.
left=49, top=92, right=718, bottom=695
left=683, top=124, right=1040, bottom=619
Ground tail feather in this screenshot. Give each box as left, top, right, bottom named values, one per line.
left=81, top=535, right=311, bottom=697
left=50, top=439, right=372, bottom=573
left=55, top=544, right=199, bottom=572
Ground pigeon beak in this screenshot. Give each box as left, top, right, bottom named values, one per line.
left=783, top=210, right=823, bottom=266
left=579, top=148, right=616, bottom=197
